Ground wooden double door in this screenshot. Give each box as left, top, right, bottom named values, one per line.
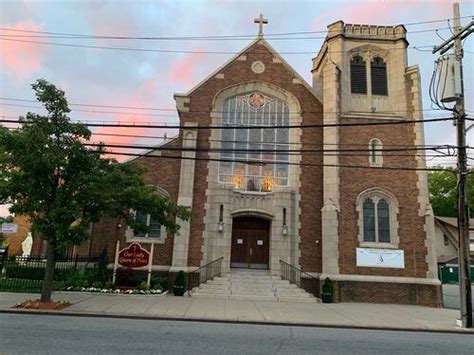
left=230, top=217, right=270, bottom=269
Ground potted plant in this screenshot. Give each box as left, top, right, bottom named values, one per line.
left=321, top=277, right=334, bottom=303
left=173, top=270, right=186, bottom=296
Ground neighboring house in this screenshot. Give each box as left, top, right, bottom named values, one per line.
left=435, top=216, right=474, bottom=265
left=2, top=215, right=32, bottom=255
left=32, top=18, right=441, bottom=306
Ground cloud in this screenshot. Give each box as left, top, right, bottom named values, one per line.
left=0, top=21, right=46, bottom=80
left=167, top=51, right=208, bottom=87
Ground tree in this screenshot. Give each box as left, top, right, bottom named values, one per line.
left=0, top=79, right=191, bottom=302
left=428, top=168, right=473, bottom=218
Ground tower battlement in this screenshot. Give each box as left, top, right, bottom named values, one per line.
left=327, top=20, right=406, bottom=41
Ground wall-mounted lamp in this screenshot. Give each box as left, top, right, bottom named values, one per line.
left=218, top=204, right=224, bottom=233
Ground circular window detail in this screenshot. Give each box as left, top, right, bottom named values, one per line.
left=251, top=61, right=265, bottom=74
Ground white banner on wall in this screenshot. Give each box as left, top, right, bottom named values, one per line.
left=356, top=248, right=405, bottom=268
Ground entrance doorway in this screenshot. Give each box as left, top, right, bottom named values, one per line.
left=230, top=216, right=270, bottom=269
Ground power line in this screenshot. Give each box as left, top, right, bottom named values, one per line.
left=95, top=149, right=455, bottom=172
left=0, top=27, right=453, bottom=41
left=86, top=142, right=451, bottom=153
left=0, top=116, right=455, bottom=130
left=0, top=15, right=471, bottom=39
left=0, top=37, right=437, bottom=55
left=0, top=97, right=456, bottom=115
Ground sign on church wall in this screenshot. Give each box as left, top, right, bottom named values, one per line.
left=118, top=242, right=150, bottom=268
left=356, top=248, right=405, bottom=268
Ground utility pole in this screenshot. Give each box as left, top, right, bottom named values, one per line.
left=433, top=3, right=472, bottom=328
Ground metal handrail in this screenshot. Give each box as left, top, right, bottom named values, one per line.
left=279, top=260, right=321, bottom=297
left=187, top=256, right=224, bottom=291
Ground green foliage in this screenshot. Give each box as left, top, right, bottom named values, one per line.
left=135, top=281, right=150, bottom=291
left=96, top=248, right=109, bottom=287
left=0, top=79, right=191, bottom=301
left=151, top=276, right=168, bottom=291
left=5, top=263, right=78, bottom=281
left=174, top=270, right=186, bottom=288
left=428, top=169, right=473, bottom=217
left=322, top=277, right=334, bottom=294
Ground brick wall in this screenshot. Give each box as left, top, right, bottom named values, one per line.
left=337, top=118, right=428, bottom=278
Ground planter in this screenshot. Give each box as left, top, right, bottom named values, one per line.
left=173, top=285, right=186, bottom=296
left=321, top=292, right=332, bottom=303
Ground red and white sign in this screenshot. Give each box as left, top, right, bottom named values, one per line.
left=118, top=242, right=150, bottom=268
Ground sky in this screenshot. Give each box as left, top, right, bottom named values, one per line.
left=0, top=0, right=473, bottom=217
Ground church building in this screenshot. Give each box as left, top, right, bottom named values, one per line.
left=54, top=16, right=442, bottom=306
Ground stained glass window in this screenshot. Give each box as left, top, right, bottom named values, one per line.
left=219, top=92, right=289, bottom=190
left=351, top=55, right=367, bottom=94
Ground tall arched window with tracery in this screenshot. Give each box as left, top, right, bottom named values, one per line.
left=356, top=188, right=399, bottom=248
left=350, top=55, right=367, bottom=94
left=218, top=91, right=289, bottom=191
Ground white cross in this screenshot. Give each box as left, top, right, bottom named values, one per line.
left=254, top=14, right=268, bottom=38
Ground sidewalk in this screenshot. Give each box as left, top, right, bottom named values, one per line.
left=0, top=291, right=471, bottom=333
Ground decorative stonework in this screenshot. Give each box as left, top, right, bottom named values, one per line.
left=251, top=61, right=265, bottom=74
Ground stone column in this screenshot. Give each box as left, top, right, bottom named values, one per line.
left=321, top=60, right=341, bottom=275
left=170, top=122, right=197, bottom=272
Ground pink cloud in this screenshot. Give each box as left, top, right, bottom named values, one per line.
left=84, top=74, right=179, bottom=159
left=312, top=0, right=453, bottom=29
left=167, top=51, right=208, bottom=87
left=0, top=21, right=46, bottom=80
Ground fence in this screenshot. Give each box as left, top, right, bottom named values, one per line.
left=187, top=257, right=223, bottom=292
left=0, top=255, right=98, bottom=293
left=439, top=264, right=474, bottom=284
left=280, top=260, right=321, bottom=298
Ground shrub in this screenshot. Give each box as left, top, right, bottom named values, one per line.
left=151, top=276, right=167, bottom=291
left=115, top=269, right=147, bottom=287
left=174, top=271, right=186, bottom=288
left=322, top=277, right=334, bottom=294
left=96, top=249, right=109, bottom=287
left=135, top=281, right=150, bottom=291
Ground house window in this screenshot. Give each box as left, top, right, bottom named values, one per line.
left=443, top=234, right=449, bottom=246
left=369, top=138, right=383, bottom=167
left=134, top=210, right=161, bottom=239
left=351, top=55, right=367, bottom=94
left=218, top=92, right=289, bottom=191
left=371, top=57, right=388, bottom=96
left=357, top=188, right=399, bottom=248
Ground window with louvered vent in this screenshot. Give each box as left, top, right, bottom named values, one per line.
left=371, top=57, right=388, bottom=96
left=350, top=55, right=367, bottom=94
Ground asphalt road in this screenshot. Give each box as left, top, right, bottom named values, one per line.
left=0, top=314, right=472, bottom=355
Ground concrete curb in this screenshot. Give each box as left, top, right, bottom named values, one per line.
left=1, top=307, right=473, bottom=335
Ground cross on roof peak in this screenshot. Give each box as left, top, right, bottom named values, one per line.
left=254, top=14, right=268, bottom=38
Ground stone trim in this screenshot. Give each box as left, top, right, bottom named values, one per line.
left=406, top=65, right=438, bottom=279
left=201, top=81, right=303, bottom=273
left=230, top=209, right=275, bottom=220
left=355, top=187, right=400, bottom=248
left=317, top=273, right=441, bottom=286
left=368, top=138, right=383, bottom=167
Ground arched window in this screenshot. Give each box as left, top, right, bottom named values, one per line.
left=369, top=138, right=383, bottom=167
left=351, top=55, right=367, bottom=94
left=371, top=57, right=388, bottom=96
left=125, top=187, right=169, bottom=243
left=356, top=188, right=399, bottom=247
left=219, top=91, right=289, bottom=191
left=134, top=210, right=161, bottom=239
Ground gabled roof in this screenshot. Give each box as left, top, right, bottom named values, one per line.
left=435, top=216, right=474, bottom=230
left=125, top=136, right=179, bottom=163
left=175, top=37, right=318, bottom=101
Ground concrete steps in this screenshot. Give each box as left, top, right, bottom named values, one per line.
left=190, top=269, right=320, bottom=303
